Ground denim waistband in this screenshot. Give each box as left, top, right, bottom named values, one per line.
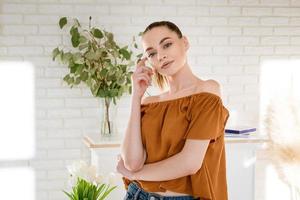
left=125, top=181, right=197, bottom=200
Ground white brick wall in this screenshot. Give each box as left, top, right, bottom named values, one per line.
left=1, top=0, right=300, bottom=199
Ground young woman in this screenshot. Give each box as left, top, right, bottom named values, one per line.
left=117, top=21, right=230, bottom=200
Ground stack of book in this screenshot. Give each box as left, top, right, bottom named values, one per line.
left=225, top=126, right=256, bottom=137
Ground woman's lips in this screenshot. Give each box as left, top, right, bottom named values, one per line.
left=161, top=60, right=174, bottom=69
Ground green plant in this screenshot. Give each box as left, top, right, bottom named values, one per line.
left=52, top=16, right=142, bottom=134
left=64, top=160, right=117, bottom=200
left=63, top=177, right=116, bottom=200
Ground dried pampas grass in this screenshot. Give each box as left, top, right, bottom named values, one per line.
left=264, top=95, right=300, bottom=199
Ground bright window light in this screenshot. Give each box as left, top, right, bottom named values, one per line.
left=0, top=61, right=35, bottom=160
left=0, top=167, right=35, bottom=200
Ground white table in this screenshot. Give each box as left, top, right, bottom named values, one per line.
left=84, top=134, right=268, bottom=200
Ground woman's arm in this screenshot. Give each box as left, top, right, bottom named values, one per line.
left=120, top=95, right=146, bottom=172
left=118, top=139, right=209, bottom=181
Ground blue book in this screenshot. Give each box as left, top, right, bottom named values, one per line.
left=225, top=126, right=256, bottom=134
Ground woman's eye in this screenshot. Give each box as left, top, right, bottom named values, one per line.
left=148, top=52, right=156, bottom=58
left=163, top=42, right=172, bottom=49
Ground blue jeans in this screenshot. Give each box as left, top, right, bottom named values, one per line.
left=124, top=181, right=199, bottom=200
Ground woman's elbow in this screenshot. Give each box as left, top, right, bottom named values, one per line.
left=124, top=159, right=144, bottom=172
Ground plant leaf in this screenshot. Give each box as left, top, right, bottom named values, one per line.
left=59, top=17, right=67, bottom=29
left=92, top=28, right=103, bottom=39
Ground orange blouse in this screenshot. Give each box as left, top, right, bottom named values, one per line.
left=123, top=92, right=230, bottom=200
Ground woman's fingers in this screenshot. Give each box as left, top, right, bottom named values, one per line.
left=137, top=74, right=152, bottom=85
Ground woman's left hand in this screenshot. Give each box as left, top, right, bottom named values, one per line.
left=116, top=154, right=135, bottom=180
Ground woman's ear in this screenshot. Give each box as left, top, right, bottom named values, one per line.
left=182, top=36, right=189, bottom=51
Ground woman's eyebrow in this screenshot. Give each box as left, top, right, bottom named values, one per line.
left=145, top=37, right=172, bottom=52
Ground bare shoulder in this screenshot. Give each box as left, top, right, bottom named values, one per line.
left=141, top=95, right=159, bottom=105
left=200, top=79, right=221, bottom=97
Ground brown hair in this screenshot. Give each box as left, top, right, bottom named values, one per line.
left=142, top=21, right=183, bottom=91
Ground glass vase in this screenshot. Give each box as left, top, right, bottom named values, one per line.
left=100, top=97, right=118, bottom=140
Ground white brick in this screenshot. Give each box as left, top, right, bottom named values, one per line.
left=110, top=26, right=142, bottom=36
left=182, top=27, right=210, bottom=35
left=189, top=46, right=212, bottom=56
left=196, top=56, right=227, bottom=65
left=274, top=8, right=300, bottom=16
left=274, top=27, right=300, bottom=35
left=37, top=89, right=46, bottom=97
left=82, top=108, right=101, bottom=117
left=38, top=180, right=65, bottom=190
left=2, top=3, right=37, bottom=13
left=291, top=0, right=300, bottom=6
left=74, top=5, right=108, bottom=14
left=111, top=5, right=144, bottom=15
left=212, top=27, right=242, bottom=35
left=213, top=65, right=243, bottom=75
left=197, top=36, right=227, bottom=45
left=37, top=110, right=47, bottom=118
left=36, top=78, right=63, bottom=88
left=228, top=75, right=258, bottom=84
left=0, top=48, right=7, bottom=55
left=260, top=17, right=289, bottom=26
left=25, top=36, right=61, bottom=46
left=243, top=27, right=272, bottom=35
left=47, top=88, right=82, bottom=98
left=48, top=149, right=81, bottom=159
left=47, top=170, right=68, bottom=179
left=7, top=46, right=43, bottom=56
left=31, top=160, right=65, bottom=170
left=210, top=7, right=241, bottom=16
left=242, top=7, right=272, bottom=16
left=47, top=129, right=82, bottom=138
left=65, top=98, right=98, bottom=108
left=228, top=94, right=259, bottom=103
left=213, top=46, right=244, bottom=55
left=144, top=6, right=177, bottom=16
left=223, top=84, right=244, bottom=95
left=64, top=118, right=98, bottom=128
left=244, top=65, right=260, bottom=74
left=229, top=0, right=259, bottom=5
left=47, top=109, right=81, bottom=118
left=164, top=16, right=196, bottom=26
left=0, top=36, right=24, bottom=45
left=177, top=7, right=210, bottom=16
left=45, top=68, right=69, bottom=77
left=24, top=15, right=59, bottom=24
left=37, top=119, right=64, bottom=128
left=131, top=0, right=163, bottom=4
left=96, top=16, right=131, bottom=25
left=197, top=17, right=227, bottom=26
left=291, top=37, right=300, bottom=45
left=36, top=99, right=64, bottom=108
left=229, top=17, right=259, bottom=26
left=0, top=14, right=23, bottom=24
left=2, top=25, right=38, bottom=35
left=275, top=46, right=300, bottom=54
left=260, top=0, right=289, bottom=6
left=39, top=25, right=61, bottom=35
left=244, top=46, right=274, bottom=55
left=245, top=84, right=258, bottom=93
left=229, top=56, right=259, bottom=64
left=197, top=0, right=227, bottom=6
left=38, top=139, right=65, bottom=149
left=290, top=17, right=300, bottom=25
left=261, top=36, right=289, bottom=45
left=164, top=0, right=196, bottom=4
left=230, top=36, right=259, bottom=45
left=38, top=5, right=73, bottom=14
left=64, top=139, right=83, bottom=148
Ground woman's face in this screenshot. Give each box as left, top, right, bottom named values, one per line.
left=141, top=26, right=189, bottom=76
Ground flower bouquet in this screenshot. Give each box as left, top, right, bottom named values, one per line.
left=64, top=160, right=117, bottom=200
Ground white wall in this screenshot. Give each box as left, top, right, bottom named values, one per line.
left=1, top=0, right=300, bottom=199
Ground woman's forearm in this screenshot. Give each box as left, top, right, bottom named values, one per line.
left=121, top=95, right=146, bottom=171
left=132, top=152, right=194, bottom=181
